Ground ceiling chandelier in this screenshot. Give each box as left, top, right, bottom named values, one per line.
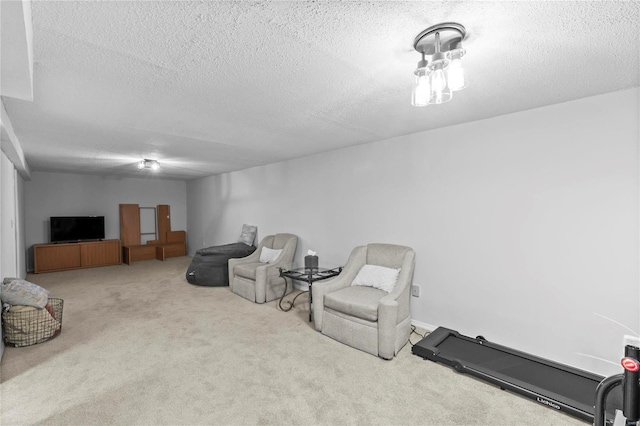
left=411, top=22, right=467, bottom=107
left=137, top=159, right=160, bottom=170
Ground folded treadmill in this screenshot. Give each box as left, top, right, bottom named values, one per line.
left=412, top=327, right=622, bottom=424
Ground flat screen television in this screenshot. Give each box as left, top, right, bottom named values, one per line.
left=50, top=216, right=105, bottom=243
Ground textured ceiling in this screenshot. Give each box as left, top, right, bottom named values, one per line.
left=3, top=1, right=640, bottom=180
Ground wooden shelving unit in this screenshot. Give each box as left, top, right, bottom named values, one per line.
left=34, top=239, right=122, bottom=273
left=119, top=204, right=186, bottom=264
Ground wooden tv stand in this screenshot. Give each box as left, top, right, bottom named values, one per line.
left=122, top=231, right=187, bottom=264
left=34, top=239, right=122, bottom=273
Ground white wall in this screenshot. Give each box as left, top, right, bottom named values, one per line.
left=1, top=152, right=17, bottom=278
left=0, top=149, right=4, bottom=358
left=24, top=172, right=187, bottom=270
left=0, top=150, right=25, bottom=360
left=16, top=172, right=26, bottom=276
left=187, top=88, right=640, bottom=377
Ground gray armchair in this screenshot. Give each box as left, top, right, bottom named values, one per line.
left=228, top=233, right=298, bottom=303
left=312, top=243, right=415, bottom=360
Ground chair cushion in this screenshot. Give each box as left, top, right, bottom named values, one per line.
left=324, top=286, right=387, bottom=322
left=233, top=262, right=262, bottom=280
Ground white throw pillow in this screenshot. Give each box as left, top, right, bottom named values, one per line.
left=259, top=247, right=282, bottom=263
left=351, top=265, right=401, bottom=293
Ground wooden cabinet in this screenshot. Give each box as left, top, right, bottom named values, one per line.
left=35, top=244, right=81, bottom=272
left=34, top=239, right=122, bottom=273
left=81, top=240, right=121, bottom=267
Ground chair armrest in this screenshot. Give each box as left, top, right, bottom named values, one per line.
left=311, top=246, right=367, bottom=331
left=378, top=297, right=399, bottom=360
left=254, top=264, right=275, bottom=303
left=378, top=249, right=415, bottom=359
left=311, top=276, right=351, bottom=331
left=382, top=249, right=415, bottom=321
left=255, top=262, right=296, bottom=303
left=378, top=285, right=410, bottom=359
left=253, top=235, right=297, bottom=302
left=228, top=247, right=262, bottom=289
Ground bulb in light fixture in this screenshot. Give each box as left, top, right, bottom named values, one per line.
left=429, top=61, right=452, bottom=104
left=411, top=53, right=430, bottom=107
left=446, top=48, right=467, bottom=91
left=427, top=31, right=451, bottom=104
left=138, top=159, right=160, bottom=171
left=411, top=67, right=430, bottom=107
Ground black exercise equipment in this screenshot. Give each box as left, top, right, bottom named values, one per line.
left=412, top=327, right=622, bottom=424
left=594, top=344, right=639, bottom=426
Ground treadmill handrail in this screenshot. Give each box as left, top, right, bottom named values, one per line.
left=594, top=374, right=623, bottom=426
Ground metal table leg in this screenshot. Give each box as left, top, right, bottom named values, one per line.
left=307, top=278, right=313, bottom=322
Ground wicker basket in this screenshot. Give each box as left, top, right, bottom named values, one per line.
left=2, top=298, right=63, bottom=347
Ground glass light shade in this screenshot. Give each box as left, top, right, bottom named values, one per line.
left=428, top=61, right=452, bottom=104
left=411, top=67, right=430, bottom=107
left=446, top=48, right=467, bottom=91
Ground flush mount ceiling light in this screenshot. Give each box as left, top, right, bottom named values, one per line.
left=411, top=22, right=467, bottom=107
left=137, top=159, right=160, bottom=171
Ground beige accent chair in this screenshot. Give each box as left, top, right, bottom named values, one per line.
left=228, top=233, right=298, bottom=303
left=312, top=243, right=415, bottom=360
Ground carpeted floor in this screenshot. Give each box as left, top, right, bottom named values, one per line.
left=1, top=257, right=584, bottom=425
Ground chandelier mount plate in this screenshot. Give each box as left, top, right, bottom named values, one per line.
left=413, top=22, right=466, bottom=55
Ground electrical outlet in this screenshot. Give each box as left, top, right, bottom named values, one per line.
left=623, top=335, right=640, bottom=350
left=411, top=285, right=420, bottom=297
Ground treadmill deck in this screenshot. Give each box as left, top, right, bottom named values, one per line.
left=412, top=327, right=621, bottom=423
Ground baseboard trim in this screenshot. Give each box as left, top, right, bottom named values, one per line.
left=410, top=319, right=436, bottom=333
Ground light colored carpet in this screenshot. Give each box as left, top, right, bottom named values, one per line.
left=1, top=257, right=584, bottom=425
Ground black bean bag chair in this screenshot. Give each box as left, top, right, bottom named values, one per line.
left=186, top=242, right=256, bottom=286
